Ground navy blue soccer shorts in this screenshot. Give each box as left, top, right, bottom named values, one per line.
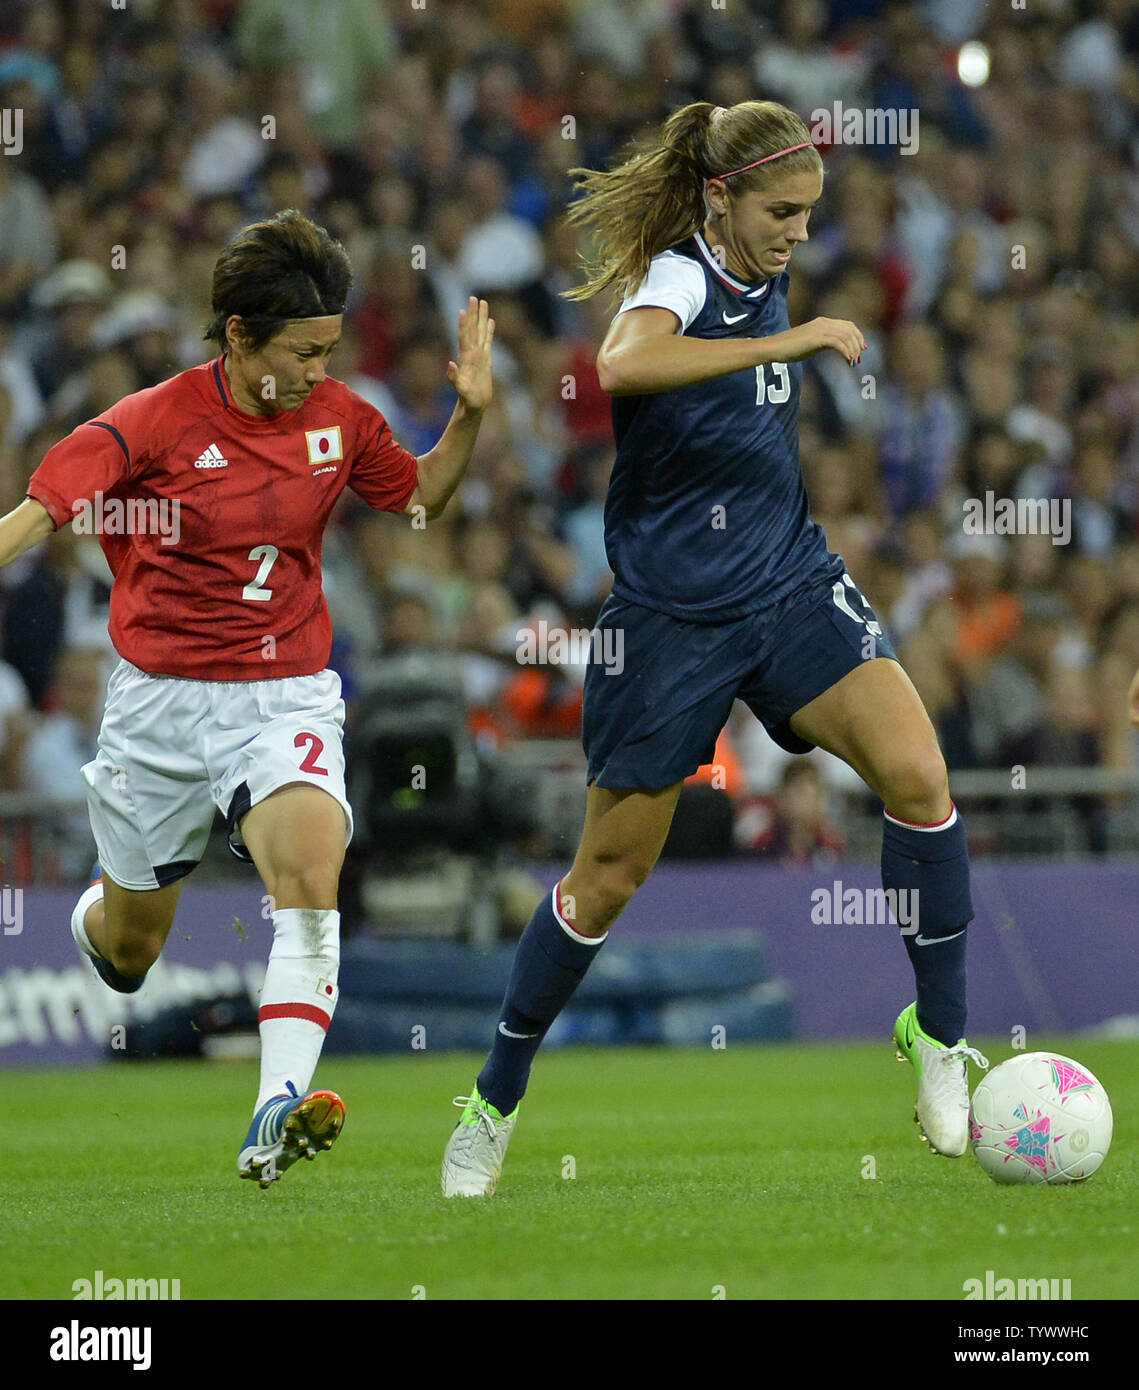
left=582, top=564, right=899, bottom=789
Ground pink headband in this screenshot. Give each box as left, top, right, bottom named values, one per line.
left=715, top=142, right=814, bottom=180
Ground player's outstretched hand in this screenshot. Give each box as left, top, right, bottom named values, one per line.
left=447, top=296, right=495, bottom=412
left=784, top=317, right=867, bottom=366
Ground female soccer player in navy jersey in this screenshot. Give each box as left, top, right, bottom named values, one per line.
left=0, top=210, right=494, bottom=1186
left=442, top=100, right=988, bottom=1197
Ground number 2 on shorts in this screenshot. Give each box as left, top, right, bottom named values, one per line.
left=295, top=731, right=329, bottom=775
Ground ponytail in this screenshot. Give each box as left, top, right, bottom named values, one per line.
left=563, top=100, right=820, bottom=304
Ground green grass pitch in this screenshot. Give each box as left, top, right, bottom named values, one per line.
left=4, top=1039, right=1134, bottom=1301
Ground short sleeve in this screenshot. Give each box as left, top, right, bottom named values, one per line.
left=348, top=409, right=419, bottom=513
left=616, top=252, right=708, bottom=333
left=26, top=407, right=137, bottom=528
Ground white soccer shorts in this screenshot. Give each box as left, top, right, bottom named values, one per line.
left=82, top=659, right=354, bottom=891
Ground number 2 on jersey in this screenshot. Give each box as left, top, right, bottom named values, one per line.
left=242, top=544, right=279, bottom=601
left=755, top=362, right=791, bottom=405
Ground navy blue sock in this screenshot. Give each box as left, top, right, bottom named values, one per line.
left=476, top=882, right=606, bottom=1116
left=881, top=805, right=972, bottom=1046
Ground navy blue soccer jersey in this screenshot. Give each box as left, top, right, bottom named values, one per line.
left=605, top=230, right=842, bottom=621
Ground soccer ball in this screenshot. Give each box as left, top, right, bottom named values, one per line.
left=969, top=1052, right=1112, bottom=1185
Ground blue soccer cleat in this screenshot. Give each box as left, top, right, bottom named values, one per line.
left=238, top=1082, right=346, bottom=1188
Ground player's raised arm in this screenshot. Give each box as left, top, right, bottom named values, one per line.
left=403, top=296, right=495, bottom=520
left=0, top=497, right=55, bottom=567
left=596, top=305, right=866, bottom=397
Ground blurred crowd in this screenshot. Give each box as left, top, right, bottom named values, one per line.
left=1, top=0, right=1138, bottom=864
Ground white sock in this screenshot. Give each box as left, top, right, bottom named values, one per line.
left=71, top=881, right=105, bottom=958
left=256, top=908, right=340, bottom=1111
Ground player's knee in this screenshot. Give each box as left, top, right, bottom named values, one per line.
left=101, top=892, right=175, bottom=977
left=882, top=749, right=950, bottom=822
left=592, top=884, right=633, bottom=930
left=268, top=859, right=340, bottom=910
left=110, top=934, right=163, bottom=978
left=580, top=860, right=651, bottom=930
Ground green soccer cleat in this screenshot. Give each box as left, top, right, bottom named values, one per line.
left=440, top=1087, right=518, bottom=1197
left=893, top=1002, right=989, bottom=1157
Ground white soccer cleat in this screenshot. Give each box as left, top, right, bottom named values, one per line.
left=441, top=1088, right=518, bottom=1197
left=893, top=1002, right=989, bottom=1156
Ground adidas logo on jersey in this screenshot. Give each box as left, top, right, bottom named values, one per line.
left=194, top=443, right=229, bottom=469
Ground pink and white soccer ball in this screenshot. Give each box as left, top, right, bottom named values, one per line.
left=969, top=1052, right=1112, bottom=1184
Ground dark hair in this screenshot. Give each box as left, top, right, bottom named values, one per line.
left=204, top=209, right=352, bottom=352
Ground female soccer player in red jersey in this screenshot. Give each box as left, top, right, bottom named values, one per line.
left=442, top=101, right=987, bottom=1197
left=0, top=210, right=494, bottom=1186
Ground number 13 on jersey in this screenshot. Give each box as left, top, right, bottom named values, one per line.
left=755, top=362, right=791, bottom=405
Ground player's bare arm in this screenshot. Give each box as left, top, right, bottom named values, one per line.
left=0, top=497, right=56, bottom=567
left=404, top=296, right=495, bottom=520
left=596, top=304, right=866, bottom=397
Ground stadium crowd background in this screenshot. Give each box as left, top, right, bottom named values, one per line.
left=0, top=0, right=1138, bottom=871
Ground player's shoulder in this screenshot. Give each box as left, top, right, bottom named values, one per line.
left=643, top=237, right=706, bottom=285
left=631, top=234, right=789, bottom=309
left=305, top=375, right=393, bottom=434
left=619, top=238, right=709, bottom=325
left=306, top=373, right=372, bottom=418
left=92, top=357, right=230, bottom=438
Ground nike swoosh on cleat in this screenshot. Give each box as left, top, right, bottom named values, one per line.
left=498, top=1021, right=539, bottom=1039
left=913, top=929, right=966, bottom=946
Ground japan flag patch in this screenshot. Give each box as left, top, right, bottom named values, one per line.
left=305, top=426, right=343, bottom=465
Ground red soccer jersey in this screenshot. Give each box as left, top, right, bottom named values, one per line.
left=26, top=356, right=420, bottom=679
